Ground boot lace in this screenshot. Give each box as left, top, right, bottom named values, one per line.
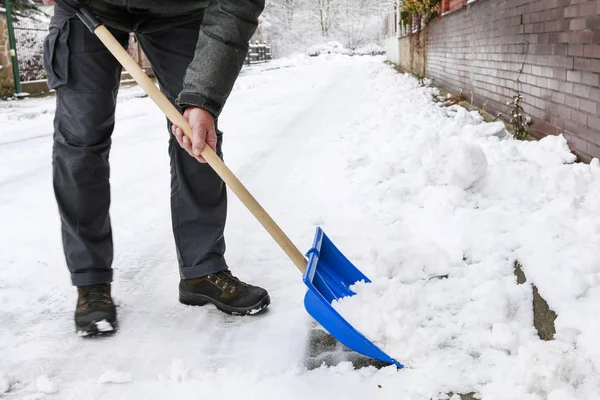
left=211, top=270, right=244, bottom=292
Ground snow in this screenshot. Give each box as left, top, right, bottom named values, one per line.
left=353, top=43, right=386, bottom=56
left=35, top=375, right=58, bottom=394
left=95, top=320, right=115, bottom=332
left=1, top=53, right=600, bottom=399
left=98, top=370, right=134, bottom=384
left=0, top=373, right=13, bottom=395
left=306, top=41, right=385, bottom=57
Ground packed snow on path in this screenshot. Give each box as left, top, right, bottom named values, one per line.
left=1, top=53, right=599, bottom=399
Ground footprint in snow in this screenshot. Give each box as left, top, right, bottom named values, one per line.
left=346, top=156, right=370, bottom=170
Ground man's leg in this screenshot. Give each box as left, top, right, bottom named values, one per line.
left=136, top=21, right=227, bottom=278
left=137, top=21, right=269, bottom=315
left=43, top=5, right=130, bottom=333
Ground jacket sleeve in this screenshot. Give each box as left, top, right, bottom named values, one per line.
left=176, top=0, right=265, bottom=118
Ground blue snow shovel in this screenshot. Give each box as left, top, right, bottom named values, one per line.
left=66, top=1, right=403, bottom=370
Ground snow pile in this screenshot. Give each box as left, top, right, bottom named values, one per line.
left=307, top=41, right=353, bottom=57
left=332, top=62, right=600, bottom=398
left=306, top=41, right=384, bottom=57
left=353, top=43, right=386, bottom=56
left=423, top=137, right=488, bottom=189
left=35, top=375, right=58, bottom=394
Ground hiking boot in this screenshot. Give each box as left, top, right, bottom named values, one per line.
left=75, top=283, right=117, bottom=336
left=179, top=270, right=270, bottom=316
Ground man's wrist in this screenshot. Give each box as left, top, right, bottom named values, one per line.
left=177, top=93, right=222, bottom=119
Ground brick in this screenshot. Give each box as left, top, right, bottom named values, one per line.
left=555, top=19, right=571, bottom=31
left=536, top=1, right=548, bottom=12
left=567, top=70, right=582, bottom=82
left=552, top=91, right=565, bottom=103
left=539, top=33, right=552, bottom=44
left=560, top=31, right=594, bottom=43
left=565, top=94, right=580, bottom=107
left=525, top=24, right=535, bottom=34
left=553, top=68, right=567, bottom=80
left=572, top=110, right=588, bottom=125
left=532, top=44, right=551, bottom=54
left=575, top=57, right=591, bottom=71
left=590, top=88, right=600, bottom=102
left=564, top=120, right=582, bottom=137
left=568, top=44, right=584, bottom=57
left=580, top=99, right=597, bottom=114
left=574, top=84, right=590, bottom=98
left=542, top=88, right=554, bottom=98
left=558, top=105, right=573, bottom=119
left=582, top=72, right=600, bottom=86
left=548, top=55, right=574, bottom=69
left=546, top=101, right=560, bottom=116
left=578, top=126, right=600, bottom=144
left=578, top=2, right=597, bottom=16
left=569, top=18, right=586, bottom=30
left=545, top=123, right=560, bottom=136
left=547, top=78, right=560, bottom=91
left=592, top=59, right=600, bottom=73
left=532, top=95, right=549, bottom=111
left=545, top=0, right=559, bottom=9
left=564, top=5, right=578, bottom=18
left=588, top=115, right=600, bottom=131
left=551, top=116, right=565, bottom=129
left=587, top=142, right=600, bottom=159
left=542, top=67, right=554, bottom=78
left=545, top=21, right=558, bottom=32
left=584, top=45, right=600, bottom=58
left=551, top=44, right=568, bottom=55
left=586, top=15, right=600, bottom=30
left=559, top=81, right=574, bottom=94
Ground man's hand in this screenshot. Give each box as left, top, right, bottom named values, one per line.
left=171, top=107, right=217, bottom=163
left=43, top=0, right=55, bottom=4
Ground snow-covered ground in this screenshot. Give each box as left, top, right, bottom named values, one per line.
left=1, top=54, right=600, bottom=400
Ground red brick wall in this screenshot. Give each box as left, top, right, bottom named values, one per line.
left=442, top=0, right=467, bottom=14
left=427, top=0, right=600, bottom=162
left=450, top=0, right=468, bottom=13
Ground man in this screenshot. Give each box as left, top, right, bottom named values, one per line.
left=42, top=0, right=270, bottom=336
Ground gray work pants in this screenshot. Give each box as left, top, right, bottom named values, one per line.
left=43, top=6, right=228, bottom=286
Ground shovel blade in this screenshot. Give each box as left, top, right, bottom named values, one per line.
left=303, top=228, right=403, bottom=369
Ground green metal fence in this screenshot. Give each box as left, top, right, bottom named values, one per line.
left=13, top=15, right=48, bottom=82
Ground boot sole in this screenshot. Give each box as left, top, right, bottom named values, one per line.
left=179, top=291, right=270, bottom=316
left=76, top=318, right=118, bottom=337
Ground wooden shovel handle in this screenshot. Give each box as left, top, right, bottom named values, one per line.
left=94, top=25, right=307, bottom=274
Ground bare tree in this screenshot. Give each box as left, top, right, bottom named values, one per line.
left=337, top=0, right=388, bottom=49
left=311, top=0, right=338, bottom=36
left=282, top=0, right=301, bottom=28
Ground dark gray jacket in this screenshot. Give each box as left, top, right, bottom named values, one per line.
left=89, top=0, right=265, bottom=118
